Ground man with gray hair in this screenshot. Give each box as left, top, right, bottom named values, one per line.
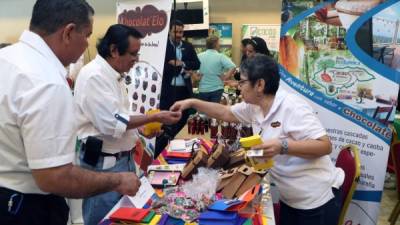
left=0, top=1, right=141, bottom=224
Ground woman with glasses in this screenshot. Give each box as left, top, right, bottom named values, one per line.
left=171, top=54, right=344, bottom=225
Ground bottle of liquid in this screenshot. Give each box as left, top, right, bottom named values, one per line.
left=210, top=118, right=218, bottom=139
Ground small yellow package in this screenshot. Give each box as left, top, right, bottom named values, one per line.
left=143, top=109, right=162, bottom=136
left=240, top=135, right=274, bottom=170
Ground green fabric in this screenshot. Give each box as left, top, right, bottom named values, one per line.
left=394, top=117, right=400, bottom=139
left=198, top=49, right=236, bottom=93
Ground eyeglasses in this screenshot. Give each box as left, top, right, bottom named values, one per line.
left=238, top=79, right=250, bottom=87
left=129, top=52, right=140, bottom=58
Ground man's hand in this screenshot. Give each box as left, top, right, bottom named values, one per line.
left=170, top=99, right=193, bottom=113
left=115, top=172, right=141, bottom=196
left=155, top=111, right=182, bottom=125
left=168, top=59, right=184, bottom=67
left=252, top=138, right=282, bottom=159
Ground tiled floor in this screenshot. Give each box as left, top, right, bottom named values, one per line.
left=379, top=188, right=399, bottom=225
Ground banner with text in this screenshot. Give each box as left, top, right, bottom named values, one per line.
left=280, top=1, right=400, bottom=224
left=117, top=0, right=172, bottom=160
left=242, top=24, right=281, bottom=60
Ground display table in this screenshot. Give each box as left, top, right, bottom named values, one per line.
left=100, top=125, right=276, bottom=225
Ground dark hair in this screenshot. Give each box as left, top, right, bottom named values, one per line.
left=241, top=38, right=252, bottom=47
left=240, top=54, right=280, bottom=95
left=97, top=24, right=143, bottom=59
left=0, top=43, right=11, bottom=49
left=248, top=37, right=271, bottom=56
left=170, top=19, right=184, bottom=30
left=206, top=35, right=219, bottom=49
left=30, top=0, right=94, bottom=35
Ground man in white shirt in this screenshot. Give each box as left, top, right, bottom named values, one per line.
left=0, top=1, right=144, bottom=224
left=171, top=54, right=344, bottom=225
left=74, top=24, right=181, bottom=225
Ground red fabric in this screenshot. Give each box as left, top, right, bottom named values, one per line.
left=273, top=203, right=280, bottom=225
left=335, top=147, right=356, bottom=207
left=392, top=143, right=400, bottom=197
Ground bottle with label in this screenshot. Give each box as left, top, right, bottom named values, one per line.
left=210, top=118, right=218, bottom=139
left=221, top=121, right=229, bottom=140
left=187, top=115, right=194, bottom=134
left=195, top=115, right=201, bottom=134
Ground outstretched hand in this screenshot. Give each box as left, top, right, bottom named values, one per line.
left=156, top=110, right=182, bottom=125
left=170, top=99, right=192, bottom=113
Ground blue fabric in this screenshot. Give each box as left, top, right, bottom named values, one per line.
left=79, top=151, right=136, bottom=225
left=170, top=40, right=185, bottom=86
left=198, top=49, right=236, bottom=92
left=198, top=89, right=224, bottom=103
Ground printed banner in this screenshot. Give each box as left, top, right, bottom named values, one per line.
left=241, top=24, right=281, bottom=59
left=117, top=0, right=173, bottom=159
left=280, top=1, right=400, bottom=224
left=189, top=23, right=233, bottom=58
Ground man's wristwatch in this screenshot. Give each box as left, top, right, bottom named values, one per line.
left=280, top=139, right=289, bottom=155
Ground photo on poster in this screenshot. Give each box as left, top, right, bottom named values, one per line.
left=372, top=2, right=400, bottom=72
left=280, top=0, right=397, bottom=124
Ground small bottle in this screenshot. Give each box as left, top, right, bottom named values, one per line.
left=221, top=122, right=229, bottom=139
left=220, top=96, right=228, bottom=105
left=191, top=115, right=198, bottom=134
left=210, top=118, right=218, bottom=139
left=187, top=116, right=194, bottom=134
left=195, top=115, right=201, bottom=134
left=204, top=118, right=209, bottom=133
left=230, top=123, right=237, bottom=140
left=200, top=119, right=205, bottom=135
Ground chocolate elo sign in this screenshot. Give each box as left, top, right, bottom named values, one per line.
left=118, top=5, right=167, bottom=37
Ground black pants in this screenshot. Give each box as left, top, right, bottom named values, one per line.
left=0, top=187, right=69, bottom=225
left=156, top=86, right=191, bottom=157
left=280, top=188, right=342, bottom=225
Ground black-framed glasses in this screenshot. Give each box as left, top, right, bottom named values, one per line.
left=238, top=79, right=250, bottom=87
left=129, top=52, right=140, bottom=58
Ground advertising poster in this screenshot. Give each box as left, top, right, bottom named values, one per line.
left=117, top=0, right=173, bottom=162
left=190, top=23, right=233, bottom=58
left=241, top=24, right=281, bottom=59
left=279, top=0, right=400, bottom=224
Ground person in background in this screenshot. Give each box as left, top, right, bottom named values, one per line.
left=240, top=38, right=252, bottom=63
left=0, top=1, right=145, bottom=225
left=246, top=36, right=271, bottom=58
left=156, top=19, right=200, bottom=156
left=226, top=37, right=272, bottom=89
left=197, top=35, right=236, bottom=103
left=171, top=54, right=344, bottom=225
left=74, top=24, right=181, bottom=225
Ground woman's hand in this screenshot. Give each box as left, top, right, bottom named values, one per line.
left=170, top=99, right=193, bottom=112
left=252, top=138, right=282, bottom=158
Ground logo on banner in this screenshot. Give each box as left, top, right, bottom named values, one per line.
left=118, top=5, right=167, bottom=37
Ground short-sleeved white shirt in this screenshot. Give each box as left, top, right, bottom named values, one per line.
left=74, top=55, right=138, bottom=154
left=231, top=87, right=344, bottom=209
left=0, top=31, right=76, bottom=194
